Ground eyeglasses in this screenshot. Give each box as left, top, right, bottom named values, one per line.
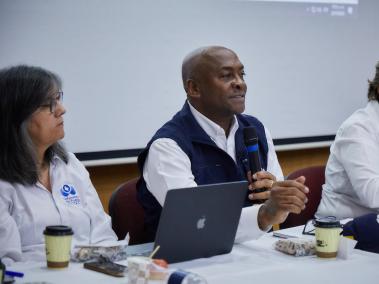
left=302, top=219, right=316, bottom=236
left=40, top=91, right=64, bottom=113
left=302, top=216, right=341, bottom=236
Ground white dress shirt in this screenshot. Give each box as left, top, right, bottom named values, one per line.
left=144, top=102, right=284, bottom=243
left=0, top=153, right=118, bottom=264
left=316, top=100, right=379, bottom=219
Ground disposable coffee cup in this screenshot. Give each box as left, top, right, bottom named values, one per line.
left=314, top=217, right=342, bottom=258
left=127, top=256, right=152, bottom=284
left=43, top=225, right=74, bottom=268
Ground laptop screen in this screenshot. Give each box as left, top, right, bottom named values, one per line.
left=154, top=181, right=248, bottom=263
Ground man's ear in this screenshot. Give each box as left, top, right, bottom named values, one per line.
left=186, top=79, right=201, bottom=99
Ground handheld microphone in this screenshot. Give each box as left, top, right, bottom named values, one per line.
left=243, top=126, right=262, bottom=175
left=243, top=126, right=266, bottom=196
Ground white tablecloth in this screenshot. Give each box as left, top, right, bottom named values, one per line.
left=8, top=226, right=379, bottom=284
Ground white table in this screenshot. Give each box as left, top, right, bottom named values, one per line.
left=9, top=226, right=379, bottom=284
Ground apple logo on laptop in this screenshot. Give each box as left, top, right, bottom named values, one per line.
left=197, top=215, right=206, bottom=229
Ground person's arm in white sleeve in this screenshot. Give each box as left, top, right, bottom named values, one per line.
left=69, top=155, right=118, bottom=244
left=0, top=186, right=23, bottom=264
left=265, top=127, right=284, bottom=181
left=144, top=138, right=265, bottom=243
left=234, top=205, right=266, bottom=243
left=85, top=178, right=119, bottom=243
left=337, top=124, right=379, bottom=208
left=143, top=138, right=197, bottom=205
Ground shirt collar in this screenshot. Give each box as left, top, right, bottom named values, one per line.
left=187, top=101, right=239, bottom=141
left=50, top=153, right=64, bottom=168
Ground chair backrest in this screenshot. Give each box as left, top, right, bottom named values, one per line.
left=108, top=177, right=148, bottom=244
left=279, top=165, right=326, bottom=229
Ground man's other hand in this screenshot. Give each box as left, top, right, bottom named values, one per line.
left=257, top=176, right=308, bottom=230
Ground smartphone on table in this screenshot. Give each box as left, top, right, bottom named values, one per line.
left=84, top=261, right=127, bottom=277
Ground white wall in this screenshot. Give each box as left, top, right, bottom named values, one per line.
left=1, top=0, right=378, bottom=161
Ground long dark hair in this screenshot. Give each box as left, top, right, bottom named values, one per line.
left=0, top=65, right=68, bottom=185
left=368, top=62, right=379, bottom=102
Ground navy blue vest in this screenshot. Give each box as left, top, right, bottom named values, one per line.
left=137, top=102, right=269, bottom=241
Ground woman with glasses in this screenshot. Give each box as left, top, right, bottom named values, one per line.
left=0, top=65, right=117, bottom=264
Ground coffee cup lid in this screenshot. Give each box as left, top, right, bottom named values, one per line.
left=44, top=225, right=74, bottom=236
left=313, top=216, right=341, bottom=228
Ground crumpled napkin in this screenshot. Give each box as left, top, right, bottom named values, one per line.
left=274, top=238, right=316, bottom=256
left=71, top=243, right=127, bottom=262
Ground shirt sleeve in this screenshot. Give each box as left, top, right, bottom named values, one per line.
left=234, top=204, right=268, bottom=243
left=336, top=123, right=379, bottom=208
left=264, top=127, right=284, bottom=181
left=143, top=138, right=197, bottom=205
left=85, top=178, right=119, bottom=243
left=143, top=138, right=266, bottom=242
left=0, top=184, right=22, bottom=263
left=69, top=154, right=118, bottom=244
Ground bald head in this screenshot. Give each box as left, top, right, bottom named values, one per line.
left=181, top=46, right=237, bottom=93
left=179, top=45, right=247, bottom=128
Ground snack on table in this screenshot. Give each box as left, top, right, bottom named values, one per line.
left=274, top=238, right=316, bottom=256
left=153, top=259, right=168, bottom=268
left=72, top=244, right=127, bottom=262
left=150, top=259, right=169, bottom=280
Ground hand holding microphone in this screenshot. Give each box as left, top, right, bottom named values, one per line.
left=248, top=171, right=276, bottom=201
left=243, top=126, right=276, bottom=202
left=243, top=127, right=309, bottom=229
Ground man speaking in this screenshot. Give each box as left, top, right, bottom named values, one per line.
left=137, top=46, right=308, bottom=242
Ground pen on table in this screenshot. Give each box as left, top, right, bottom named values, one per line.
left=5, top=270, right=24, bottom=278
left=272, top=232, right=298, bottom=239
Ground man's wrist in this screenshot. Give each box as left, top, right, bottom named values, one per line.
left=257, top=204, right=273, bottom=231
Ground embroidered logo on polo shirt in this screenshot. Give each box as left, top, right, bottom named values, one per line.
left=60, top=184, right=81, bottom=205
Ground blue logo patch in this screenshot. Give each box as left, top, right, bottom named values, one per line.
left=60, top=184, right=80, bottom=205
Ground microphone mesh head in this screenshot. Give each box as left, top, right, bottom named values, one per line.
left=243, top=126, right=258, bottom=145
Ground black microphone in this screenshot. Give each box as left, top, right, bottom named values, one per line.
left=243, top=126, right=266, bottom=195
left=243, top=126, right=262, bottom=175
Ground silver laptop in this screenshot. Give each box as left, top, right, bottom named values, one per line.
left=154, top=181, right=248, bottom=263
